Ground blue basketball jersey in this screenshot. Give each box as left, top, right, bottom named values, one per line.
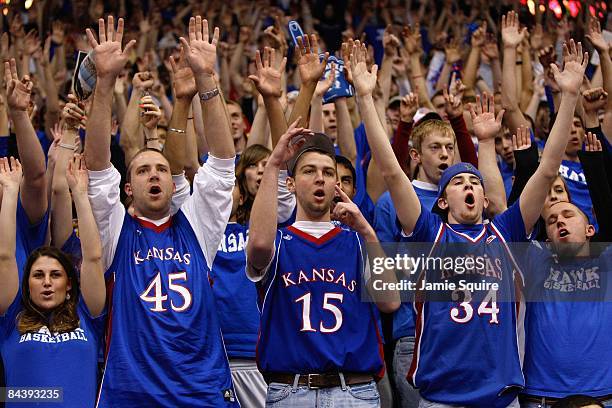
left=522, top=244, right=612, bottom=398
left=404, top=201, right=528, bottom=407
left=97, top=211, right=237, bottom=407
left=210, top=222, right=259, bottom=359
left=256, top=225, right=385, bottom=376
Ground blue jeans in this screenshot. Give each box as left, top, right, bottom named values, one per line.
left=520, top=397, right=612, bottom=408
left=393, top=336, right=420, bottom=408
left=265, top=380, right=380, bottom=407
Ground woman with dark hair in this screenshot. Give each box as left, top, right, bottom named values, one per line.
left=210, top=144, right=295, bottom=408
left=0, top=155, right=105, bottom=408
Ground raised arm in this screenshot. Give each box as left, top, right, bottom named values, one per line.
left=0, top=157, right=21, bottom=315
left=165, top=49, right=198, bottom=175
left=139, top=95, right=163, bottom=151
left=51, top=102, right=85, bottom=248
left=309, top=64, right=335, bottom=133
left=248, top=47, right=288, bottom=148
left=520, top=40, right=587, bottom=232
left=501, top=11, right=530, bottom=132
left=351, top=42, right=422, bottom=235
left=246, top=121, right=310, bottom=280
left=180, top=16, right=234, bottom=159
left=66, top=155, right=105, bottom=317
left=463, top=23, right=486, bottom=96
left=4, top=59, right=47, bottom=224
left=586, top=18, right=612, bottom=142
left=287, top=34, right=329, bottom=130
left=469, top=93, right=507, bottom=216
left=84, top=16, right=136, bottom=171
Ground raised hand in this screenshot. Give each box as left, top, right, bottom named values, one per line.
left=443, top=88, right=463, bottom=119
left=24, top=30, right=41, bottom=56
left=550, top=40, right=588, bottom=96
left=512, top=125, right=531, bottom=151
left=444, top=38, right=462, bottom=64
left=169, top=47, right=197, bottom=100
left=400, top=93, right=418, bottom=123
left=268, top=117, right=314, bottom=167
left=471, top=22, right=487, bottom=48
left=86, top=16, right=135, bottom=81
left=296, top=34, right=329, bottom=85
left=530, top=23, right=544, bottom=51
left=66, top=154, right=89, bottom=196
left=584, top=132, right=602, bottom=152
left=582, top=87, right=608, bottom=113
left=501, top=11, right=527, bottom=48
left=314, top=63, right=335, bottom=98
left=469, top=92, right=505, bottom=141
left=350, top=41, right=378, bottom=97
left=0, top=157, right=22, bottom=193
left=448, top=71, right=466, bottom=100
left=383, top=25, right=401, bottom=54
left=586, top=18, right=610, bottom=53
left=139, top=95, right=162, bottom=129
left=332, top=185, right=372, bottom=235
left=179, top=16, right=219, bottom=77
left=401, top=24, right=422, bottom=55
left=341, top=39, right=355, bottom=85
left=51, top=21, right=65, bottom=44
left=248, top=47, right=287, bottom=98
left=132, top=71, right=154, bottom=92
left=62, top=94, right=88, bottom=129
left=4, top=59, right=33, bottom=112
left=481, top=35, right=499, bottom=61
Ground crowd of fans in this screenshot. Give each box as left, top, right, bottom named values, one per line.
left=0, top=0, right=611, bottom=407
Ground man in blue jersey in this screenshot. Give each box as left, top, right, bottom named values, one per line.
left=520, top=201, right=612, bottom=407
left=351, top=35, right=588, bottom=407
left=246, top=120, right=401, bottom=406
left=83, top=16, right=238, bottom=406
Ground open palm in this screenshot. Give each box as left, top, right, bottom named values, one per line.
left=179, top=16, right=219, bottom=76
left=296, top=34, right=328, bottom=85
left=170, top=48, right=197, bottom=100
left=248, top=47, right=286, bottom=98
left=551, top=40, right=588, bottom=95
left=469, top=93, right=504, bottom=141
left=4, top=59, right=32, bottom=111
left=350, top=42, right=378, bottom=97
left=86, top=16, right=135, bottom=79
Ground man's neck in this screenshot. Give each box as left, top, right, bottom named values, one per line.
left=295, top=206, right=331, bottom=223
left=416, top=171, right=435, bottom=186
left=562, top=152, right=580, bottom=163
left=134, top=209, right=171, bottom=224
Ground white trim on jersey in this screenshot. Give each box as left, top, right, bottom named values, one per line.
left=257, top=231, right=283, bottom=316
left=445, top=223, right=486, bottom=243
left=410, top=222, right=445, bottom=385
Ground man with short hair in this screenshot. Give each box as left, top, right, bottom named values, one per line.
left=246, top=124, right=400, bottom=406
left=520, top=200, right=612, bottom=408
left=227, top=100, right=248, bottom=155
left=84, top=16, right=238, bottom=406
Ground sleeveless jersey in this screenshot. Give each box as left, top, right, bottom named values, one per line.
left=404, top=201, right=529, bottom=407
left=256, top=225, right=384, bottom=376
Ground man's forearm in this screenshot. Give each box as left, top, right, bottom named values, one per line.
left=85, top=79, right=115, bottom=170
left=288, top=82, right=317, bottom=129
left=10, top=110, right=46, bottom=180
left=478, top=140, right=507, bottom=215
left=196, top=75, right=234, bottom=159
left=264, top=95, right=288, bottom=148
left=165, top=98, right=191, bottom=174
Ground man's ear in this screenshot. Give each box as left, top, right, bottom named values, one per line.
left=286, top=176, right=296, bottom=194
left=124, top=182, right=133, bottom=197
left=409, top=148, right=421, bottom=164
left=585, top=224, right=596, bottom=239
left=482, top=196, right=489, bottom=210
left=437, top=196, right=448, bottom=210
